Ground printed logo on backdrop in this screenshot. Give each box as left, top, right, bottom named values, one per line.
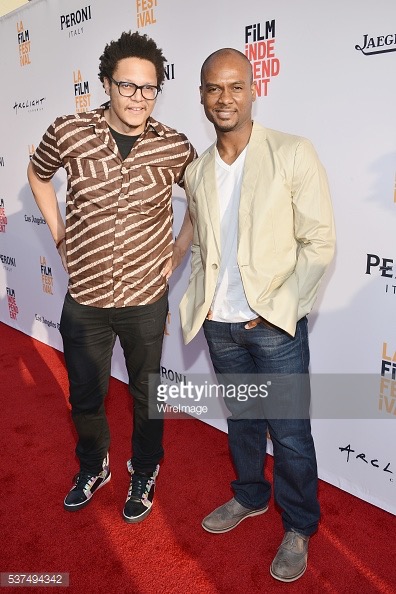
left=7, top=287, right=18, bottom=320
left=380, top=342, right=396, bottom=417
left=136, top=0, right=157, bottom=28
left=1, top=253, right=16, bottom=273
left=355, top=32, right=396, bottom=56
left=17, top=20, right=31, bottom=66
left=24, top=212, right=46, bottom=227
left=60, top=5, right=92, bottom=38
left=28, top=145, right=35, bottom=160
left=164, top=62, right=175, bottom=81
left=337, top=341, right=396, bottom=483
left=13, top=98, right=46, bottom=115
left=244, top=20, right=280, bottom=97
left=40, top=256, right=54, bottom=295
left=73, top=70, right=91, bottom=113
left=338, top=443, right=393, bottom=480
left=0, top=198, right=7, bottom=232
left=365, top=253, right=396, bottom=296
left=160, top=367, right=187, bottom=388
left=0, top=156, right=4, bottom=167
left=34, top=313, right=60, bottom=331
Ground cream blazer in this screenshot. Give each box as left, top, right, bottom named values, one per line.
left=179, top=122, right=335, bottom=344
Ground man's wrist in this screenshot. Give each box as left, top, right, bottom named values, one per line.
left=173, top=241, right=188, bottom=258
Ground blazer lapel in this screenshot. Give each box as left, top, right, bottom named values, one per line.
left=201, top=145, right=221, bottom=255
left=239, top=124, right=268, bottom=226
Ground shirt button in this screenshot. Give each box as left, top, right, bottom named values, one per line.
left=121, top=167, right=127, bottom=174
left=211, top=263, right=218, bottom=270
left=119, top=193, right=125, bottom=199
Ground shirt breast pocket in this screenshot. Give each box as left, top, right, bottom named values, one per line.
left=135, top=163, right=176, bottom=189
left=66, top=158, right=110, bottom=182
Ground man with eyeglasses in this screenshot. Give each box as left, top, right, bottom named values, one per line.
left=27, top=31, right=196, bottom=523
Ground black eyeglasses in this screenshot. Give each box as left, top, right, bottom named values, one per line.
left=110, top=77, right=160, bottom=100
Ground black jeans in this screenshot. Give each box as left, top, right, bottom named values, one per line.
left=59, top=290, right=168, bottom=474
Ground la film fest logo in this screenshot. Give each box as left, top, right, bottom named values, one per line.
left=73, top=70, right=91, bottom=113
left=355, top=32, right=396, bottom=56
left=28, top=145, right=35, bottom=160
left=1, top=253, right=16, bottom=272
left=0, top=156, right=4, bottom=167
left=60, top=5, right=92, bottom=38
left=365, top=253, right=396, bottom=296
left=0, top=198, right=7, bottom=233
left=244, top=20, right=280, bottom=97
left=17, top=20, right=31, bottom=67
left=40, top=256, right=54, bottom=295
left=7, top=287, right=18, bottom=320
left=379, top=342, right=396, bottom=416
left=136, top=0, right=157, bottom=28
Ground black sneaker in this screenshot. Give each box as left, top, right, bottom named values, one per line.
left=123, top=460, right=159, bottom=523
left=64, top=454, right=111, bottom=511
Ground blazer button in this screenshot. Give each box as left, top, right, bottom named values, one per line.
left=211, top=263, right=218, bottom=270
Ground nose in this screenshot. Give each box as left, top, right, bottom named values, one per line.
left=217, top=88, right=233, bottom=104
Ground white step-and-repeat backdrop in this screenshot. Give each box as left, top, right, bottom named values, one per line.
left=1, top=0, right=395, bottom=514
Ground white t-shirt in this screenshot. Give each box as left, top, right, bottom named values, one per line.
left=211, top=147, right=258, bottom=323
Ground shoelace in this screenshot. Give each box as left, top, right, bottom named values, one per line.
left=282, top=531, right=308, bottom=552
left=74, top=472, right=96, bottom=489
left=129, top=474, right=151, bottom=501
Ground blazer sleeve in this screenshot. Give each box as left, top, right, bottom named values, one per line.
left=288, top=138, right=335, bottom=319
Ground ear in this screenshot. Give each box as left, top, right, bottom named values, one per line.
left=251, top=81, right=257, bottom=102
left=199, top=85, right=203, bottom=105
left=103, top=77, right=111, bottom=96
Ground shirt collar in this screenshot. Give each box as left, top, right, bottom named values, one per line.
left=85, top=103, right=167, bottom=139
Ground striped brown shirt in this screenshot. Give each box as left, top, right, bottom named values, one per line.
left=31, top=107, right=196, bottom=307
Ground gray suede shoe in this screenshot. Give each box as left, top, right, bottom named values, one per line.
left=270, top=530, right=310, bottom=582
left=202, top=497, right=268, bottom=534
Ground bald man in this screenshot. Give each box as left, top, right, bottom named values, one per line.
left=179, top=49, right=335, bottom=582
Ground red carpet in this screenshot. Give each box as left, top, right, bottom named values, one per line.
left=0, top=321, right=395, bottom=593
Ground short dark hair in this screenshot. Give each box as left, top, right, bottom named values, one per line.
left=98, top=30, right=167, bottom=87
left=200, top=48, right=253, bottom=84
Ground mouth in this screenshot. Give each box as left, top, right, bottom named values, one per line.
left=215, top=109, right=236, bottom=118
left=126, top=106, right=145, bottom=113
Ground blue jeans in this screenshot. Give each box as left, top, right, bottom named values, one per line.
left=203, top=317, right=320, bottom=536
left=59, top=290, right=168, bottom=475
